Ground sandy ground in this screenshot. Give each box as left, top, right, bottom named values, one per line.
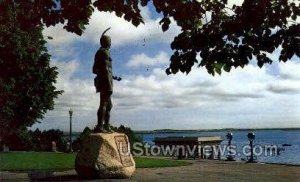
left=1, top=159, right=300, bottom=182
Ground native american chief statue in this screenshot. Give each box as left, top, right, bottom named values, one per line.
left=93, top=28, right=121, bottom=132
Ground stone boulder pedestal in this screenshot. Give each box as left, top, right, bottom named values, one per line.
left=75, top=132, right=135, bottom=179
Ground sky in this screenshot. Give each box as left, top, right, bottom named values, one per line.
left=32, top=2, right=300, bottom=132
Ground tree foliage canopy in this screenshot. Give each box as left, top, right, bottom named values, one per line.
left=0, top=1, right=62, bottom=140
left=164, top=0, right=300, bottom=75
left=5, top=0, right=298, bottom=75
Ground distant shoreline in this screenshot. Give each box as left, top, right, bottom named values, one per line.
left=66, top=127, right=300, bottom=136
left=134, top=128, right=300, bottom=134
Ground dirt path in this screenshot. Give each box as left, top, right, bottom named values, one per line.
left=1, top=160, right=300, bottom=182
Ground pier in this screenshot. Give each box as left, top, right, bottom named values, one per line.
left=154, top=136, right=223, bottom=159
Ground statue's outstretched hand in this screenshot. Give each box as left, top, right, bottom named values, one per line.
left=112, top=76, right=122, bottom=81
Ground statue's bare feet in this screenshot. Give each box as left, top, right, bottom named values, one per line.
left=104, top=124, right=114, bottom=133
left=93, top=124, right=104, bottom=133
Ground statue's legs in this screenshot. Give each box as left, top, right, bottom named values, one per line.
left=97, top=92, right=112, bottom=132
left=97, top=94, right=106, bottom=130
left=104, top=97, right=112, bottom=130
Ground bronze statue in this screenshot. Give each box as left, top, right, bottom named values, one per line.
left=93, top=28, right=121, bottom=132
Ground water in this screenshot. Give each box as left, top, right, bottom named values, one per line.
left=136, top=129, right=300, bottom=165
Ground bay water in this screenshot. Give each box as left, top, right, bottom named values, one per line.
left=137, top=129, right=300, bottom=165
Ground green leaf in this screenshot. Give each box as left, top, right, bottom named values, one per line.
left=214, top=63, right=223, bottom=75
left=223, top=64, right=231, bottom=72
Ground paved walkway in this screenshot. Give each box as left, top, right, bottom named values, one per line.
left=1, top=160, right=300, bottom=181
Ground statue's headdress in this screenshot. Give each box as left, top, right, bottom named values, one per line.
left=100, top=27, right=111, bottom=47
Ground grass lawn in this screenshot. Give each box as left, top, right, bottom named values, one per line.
left=0, top=152, right=190, bottom=171
left=0, top=152, right=75, bottom=171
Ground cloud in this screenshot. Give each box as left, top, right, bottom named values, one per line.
left=227, top=0, right=244, bottom=7
left=265, top=61, right=300, bottom=94
left=113, top=53, right=299, bottom=130
left=43, top=25, right=80, bottom=47
left=277, top=60, right=300, bottom=80
left=267, top=83, right=300, bottom=94
left=114, top=63, right=270, bottom=112
left=43, top=6, right=180, bottom=48
left=50, top=59, right=98, bottom=112
left=126, top=51, right=169, bottom=68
